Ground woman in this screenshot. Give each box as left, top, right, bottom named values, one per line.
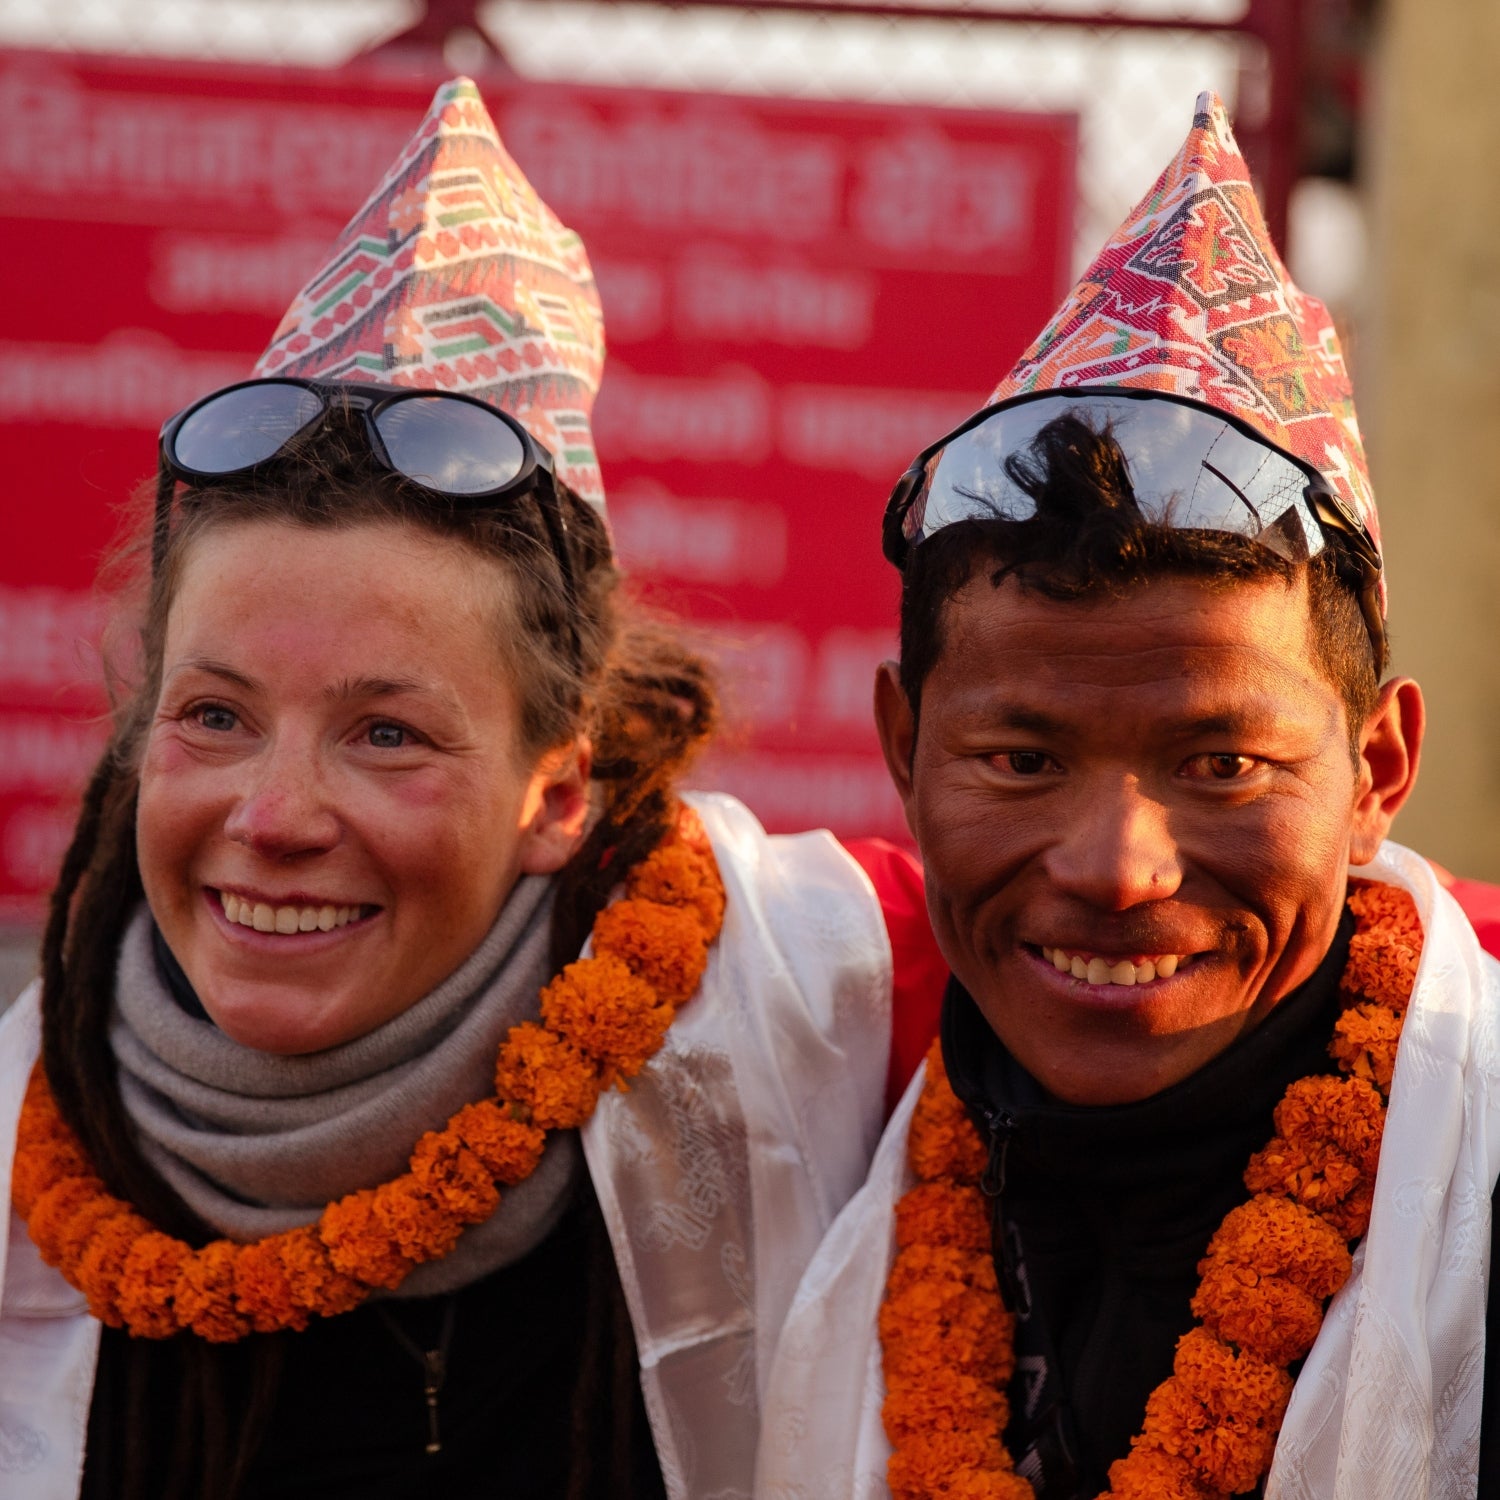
left=0, top=79, right=937, bottom=1499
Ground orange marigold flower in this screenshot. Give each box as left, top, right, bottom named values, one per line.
left=12, top=1131, right=93, bottom=1218
left=1141, top=1329, right=1292, bottom=1494
left=627, top=839, right=726, bottom=935
left=449, top=1100, right=545, bottom=1185
left=372, top=1177, right=466, bottom=1264
left=1319, top=1178, right=1375, bottom=1241
left=895, top=1180, right=992, bottom=1254
left=495, top=1022, right=602, bottom=1130
left=1106, top=1445, right=1222, bottom=1500
left=320, top=1189, right=413, bottom=1290
left=75, top=1211, right=151, bottom=1328
left=1243, top=1135, right=1363, bottom=1214
left=1199, top=1195, right=1351, bottom=1300
left=277, top=1225, right=365, bottom=1317
left=1342, top=929, right=1419, bottom=1011
left=27, top=1175, right=110, bottom=1268
left=886, top=1428, right=1010, bottom=1499
left=1346, top=881, right=1421, bottom=945
left=175, top=1241, right=251, bottom=1343
left=1274, top=1075, right=1385, bottom=1176
left=884, top=1241, right=999, bottom=1300
left=117, top=1230, right=194, bottom=1339
left=882, top=1365, right=1008, bottom=1442
left=943, top=1472, right=1035, bottom=1500
left=540, top=954, right=673, bottom=1080
left=410, top=1130, right=502, bottom=1224
left=591, top=899, right=709, bottom=1008
left=909, top=1041, right=988, bottom=1185
left=1329, top=1002, right=1402, bottom=1091
left=1192, top=1262, right=1323, bottom=1366
left=881, top=1258, right=1014, bottom=1386
left=234, top=1234, right=310, bottom=1333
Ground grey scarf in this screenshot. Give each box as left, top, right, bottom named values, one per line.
left=109, top=877, right=581, bottom=1297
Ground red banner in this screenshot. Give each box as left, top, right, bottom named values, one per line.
left=0, top=49, right=1075, bottom=922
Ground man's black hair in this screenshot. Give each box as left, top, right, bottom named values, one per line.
left=896, top=413, right=1383, bottom=752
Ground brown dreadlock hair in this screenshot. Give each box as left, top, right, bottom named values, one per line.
left=43, top=409, right=717, bottom=1499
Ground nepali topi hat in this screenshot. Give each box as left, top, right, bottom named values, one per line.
left=253, top=76, right=607, bottom=508
left=992, top=90, right=1377, bottom=558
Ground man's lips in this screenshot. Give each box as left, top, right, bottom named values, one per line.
left=1033, top=944, right=1198, bottom=988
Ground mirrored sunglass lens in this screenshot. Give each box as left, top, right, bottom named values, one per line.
left=375, top=397, right=527, bottom=495
left=172, top=383, right=324, bottom=474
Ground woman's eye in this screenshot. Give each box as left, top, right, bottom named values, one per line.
left=1188, top=753, right=1257, bottom=780
left=193, top=705, right=238, bottom=733
left=367, top=723, right=410, bottom=749
left=999, top=751, right=1053, bottom=776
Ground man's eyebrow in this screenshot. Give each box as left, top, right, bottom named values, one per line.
left=959, top=703, right=1070, bottom=735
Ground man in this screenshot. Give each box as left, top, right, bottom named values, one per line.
left=760, top=94, right=1500, bottom=1500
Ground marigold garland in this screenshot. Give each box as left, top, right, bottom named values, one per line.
left=12, top=807, right=725, bottom=1342
left=880, top=878, right=1420, bottom=1500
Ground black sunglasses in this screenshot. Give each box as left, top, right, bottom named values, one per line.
left=156, top=377, right=577, bottom=603
left=884, top=388, right=1388, bottom=676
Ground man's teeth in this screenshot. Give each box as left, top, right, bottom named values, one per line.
left=1041, top=948, right=1182, bottom=986
left=219, top=892, right=362, bottom=934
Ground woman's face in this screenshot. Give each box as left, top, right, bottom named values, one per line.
left=136, top=519, right=590, bottom=1055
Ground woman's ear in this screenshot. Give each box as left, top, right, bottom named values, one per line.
left=1349, top=678, right=1424, bottom=866
left=517, top=737, right=594, bottom=875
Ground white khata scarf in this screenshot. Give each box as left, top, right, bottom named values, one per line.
left=759, top=842, right=1500, bottom=1500
left=107, top=876, right=581, bottom=1298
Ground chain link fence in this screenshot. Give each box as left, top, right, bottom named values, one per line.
left=0, top=0, right=1253, bottom=271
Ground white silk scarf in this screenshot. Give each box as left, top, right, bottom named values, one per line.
left=759, top=841, right=1500, bottom=1500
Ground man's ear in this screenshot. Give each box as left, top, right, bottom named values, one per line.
left=1349, top=678, right=1424, bottom=866
left=874, top=660, right=920, bottom=841
left=517, top=737, right=594, bottom=876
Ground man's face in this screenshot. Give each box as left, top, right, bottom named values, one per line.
left=878, top=568, right=1411, bottom=1106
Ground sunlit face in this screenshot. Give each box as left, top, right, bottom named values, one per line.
left=877, top=569, right=1419, bottom=1106
left=136, top=520, right=589, bottom=1055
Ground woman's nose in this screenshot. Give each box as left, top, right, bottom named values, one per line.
left=1043, top=777, right=1183, bottom=911
left=222, top=743, right=340, bottom=859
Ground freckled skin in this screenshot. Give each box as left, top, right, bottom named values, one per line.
left=136, top=520, right=590, bottom=1056
left=875, top=570, right=1423, bottom=1106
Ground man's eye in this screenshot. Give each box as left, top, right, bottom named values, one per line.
left=368, top=723, right=409, bottom=749
left=1001, top=751, right=1052, bottom=776
left=1189, top=753, right=1256, bottom=780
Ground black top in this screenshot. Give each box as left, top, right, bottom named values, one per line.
left=942, top=914, right=1356, bottom=1499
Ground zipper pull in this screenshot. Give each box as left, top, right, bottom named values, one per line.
left=980, top=1108, right=1018, bottom=1198
left=423, top=1346, right=446, bottom=1456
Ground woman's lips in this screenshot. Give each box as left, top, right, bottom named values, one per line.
left=213, top=889, right=377, bottom=936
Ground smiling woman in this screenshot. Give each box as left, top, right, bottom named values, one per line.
left=0, top=77, right=906, bottom=1500
left=136, top=522, right=586, bottom=1056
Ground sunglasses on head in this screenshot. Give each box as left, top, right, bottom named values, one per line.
left=156, top=377, right=577, bottom=600
left=883, top=388, right=1388, bottom=675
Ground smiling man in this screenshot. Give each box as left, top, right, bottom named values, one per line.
left=761, top=95, right=1500, bottom=1500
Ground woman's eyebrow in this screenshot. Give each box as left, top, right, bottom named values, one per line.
left=325, top=675, right=444, bottom=702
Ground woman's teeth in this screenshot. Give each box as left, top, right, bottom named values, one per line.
left=218, top=892, right=363, bottom=934
left=1040, top=948, right=1183, bottom=986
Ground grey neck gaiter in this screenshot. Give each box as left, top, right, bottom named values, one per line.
left=109, top=876, right=580, bottom=1297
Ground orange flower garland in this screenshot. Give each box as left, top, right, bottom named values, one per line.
left=12, top=807, right=725, bottom=1342
left=880, top=879, right=1421, bottom=1500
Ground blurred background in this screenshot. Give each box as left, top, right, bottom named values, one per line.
left=1, top=0, right=1495, bottom=999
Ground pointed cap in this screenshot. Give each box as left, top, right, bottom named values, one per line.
left=254, top=77, right=607, bottom=508
left=992, top=92, right=1378, bottom=570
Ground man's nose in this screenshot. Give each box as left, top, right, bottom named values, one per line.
left=222, top=740, right=340, bottom=860
left=1043, top=776, right=1183, bottom=911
